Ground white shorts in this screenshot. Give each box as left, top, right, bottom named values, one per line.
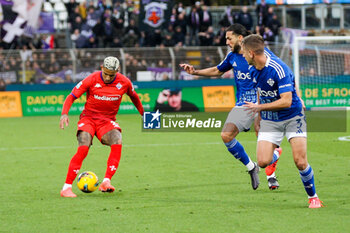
left=224, top=106, right=256, bottom=132
left=258, top=113, right=307, bottom=146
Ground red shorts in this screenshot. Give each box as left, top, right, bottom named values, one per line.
left=77, top=117, right=122, bottom=141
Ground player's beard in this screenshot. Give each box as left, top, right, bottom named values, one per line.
left=232, top=43, right=241, bottom=53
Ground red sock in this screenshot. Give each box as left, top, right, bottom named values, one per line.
left=65, top=145, right=89, bottom=184
left=104, top=144, right=122, bottom=180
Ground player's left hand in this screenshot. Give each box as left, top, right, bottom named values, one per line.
left=243, top=101, right=261, bottom=116
left=60, top=114, right=69, bottom=129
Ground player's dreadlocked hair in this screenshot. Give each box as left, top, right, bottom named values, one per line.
left=225, top=24, right=251, bottom=37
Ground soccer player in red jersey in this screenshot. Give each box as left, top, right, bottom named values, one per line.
left=59, top=56, right=144, bottom=197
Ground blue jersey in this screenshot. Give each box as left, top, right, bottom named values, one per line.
left=217, top=52, right=256, bottom=106
left=217, top=48, right=275, bottom=106
left=249, top=53, right=303, bottom=121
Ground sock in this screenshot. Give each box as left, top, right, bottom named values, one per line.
left=103, top=178, right=111, bottom=183
left=266, top=172, right=276, bottom=180
left=299, top=164, right=317, bottom=198
left=104, top=144, right=122, bottom=180
left=62, top=183, right=72, bottom=191
left=268, top=149, right=280, bottom=165
left=64, top=145, right=89, bottom=184
left=225, top=139, right=254, bottom=170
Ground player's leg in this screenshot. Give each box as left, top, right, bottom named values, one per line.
left=286, top=114, right=323, bottom=208
left=289, top=137, right=322, bottom=208
left=265, top=146, right=282, bottom=190
left=98, top=126, right=123, bottom=193
left=61, top=131, right=93, bottom=197
left=221, top=107, right=259, bottom=189
left=257, top=119, right=284, bottom=189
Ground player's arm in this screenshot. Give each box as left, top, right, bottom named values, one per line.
left=254, top=92, right=261, bottom=137
left=127, top=84, right=144, bottom=116
left=245, top=92, right=292, bottom=113
left=60, top=94, right=75, bottom=129
left=179, top=63, right=224, bottom=77
left=60, top=77, right=91, bottom=129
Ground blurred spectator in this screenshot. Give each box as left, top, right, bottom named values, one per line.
left=188, top=6, right=201, bottom=45
left=262, top=27, right=274, bottom=44
left=124, top=18, right=141, bottom=38
left=85, top=36, right=98, bottom=48
left=71, top=15, right=83, bottom=32
left=65, top=0, right=79, bottom=19
left=79, top=1, right=87, bottom=20
left=267, top=14, right=282, bottom=42
left=68, top=6, right=81, bottom=25
left=235, top=6, right=253, bottom=31
left=219, top=6, right=234, bottom=27
left=102, top=17, right=116, bottom=47
left=0, top=78, right=6, bottom=91
left=266, top=7, right=275, bottom=25
left=173, top=26, right=185, bottom=46
left=199, top=5, right=212, bottom=32
left=173, top=12, right=187, bottom=36
left=169, top=8, right=178, bottom=25
left=198, top=26, right=214, bottom=46
left=254, top=25, right=264, bottom=35
left=122, top=29, right=139, bottom=47
left=110, top=37, right=123, bottom=48
left=256, top=0, right=269, bottom=26
left=20, top=45, right=33, bottom=61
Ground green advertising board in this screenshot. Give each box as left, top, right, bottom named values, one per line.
left=300, top=84, right=350, bottom=108
left=20, top=87, right=205, bottom=116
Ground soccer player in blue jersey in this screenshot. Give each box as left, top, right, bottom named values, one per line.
left=180, top=24, right=282, bottom=190
left=242, top=34, right=323, bottom=208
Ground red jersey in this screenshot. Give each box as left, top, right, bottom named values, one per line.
left=70, top=71, right=137, bottom=120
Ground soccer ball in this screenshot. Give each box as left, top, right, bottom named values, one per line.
left=77, top=171, right=99, bottom=193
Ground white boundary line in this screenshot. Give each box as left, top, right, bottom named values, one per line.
left=338, top=136, right=350, bottom=142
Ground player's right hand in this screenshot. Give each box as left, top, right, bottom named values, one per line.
left=157, top=89, right=170, bottom=104
left=179, top=63, right=196, bottom=75
left=60, top=114, right=69, bottom=129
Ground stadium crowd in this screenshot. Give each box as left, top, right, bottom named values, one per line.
left=0, top=0, right=283, bottom=85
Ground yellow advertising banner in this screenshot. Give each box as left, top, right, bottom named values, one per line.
left=0, top=91, right=23, bottom=118
left=202, top=86, right=236, bottom=112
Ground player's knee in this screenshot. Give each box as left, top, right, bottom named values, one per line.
left=257, top=157, right=270, bottom=168
left=77, top=131, right=92, bottom=146
left=221, top=131, right=235, bottom=143
left=294, top=156, right=308, bottom=170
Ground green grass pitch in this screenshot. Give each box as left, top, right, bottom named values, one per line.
left=0, top=114, right=349, bottom=232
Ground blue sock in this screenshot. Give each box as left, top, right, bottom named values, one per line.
left=268, top=150, right=280, bottom=165
left=225, top=139, right=251, bottom=166
left=299, top=164, right=316, bottom=197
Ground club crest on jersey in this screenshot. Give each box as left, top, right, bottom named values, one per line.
left=143, top=2, right=167, bottom=28
left=267, top=78, right=275, bottom=87
left=94, top=83, right=102, bottom=88
left=116, top=83, right=122, bottom=89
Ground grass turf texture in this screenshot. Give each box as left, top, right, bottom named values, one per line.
left=0, top=115, right=349, bottom=233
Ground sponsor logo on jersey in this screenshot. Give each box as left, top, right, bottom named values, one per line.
left=236, top=70, right=251, bottom=80
left=94, top=83, right=102, bottom=88
left=116, top=83, right=122, bottom=89
left=267, top=78, right=275, bottom=87
left=258, top=87, right=278, bottom=97
left=232, top=61, right=237, bottom=67
left=76, top=81, right=83, bottom=89
left=78, top=123, right=85, bottom=127
left=94, top=95, right=121, bottom=101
